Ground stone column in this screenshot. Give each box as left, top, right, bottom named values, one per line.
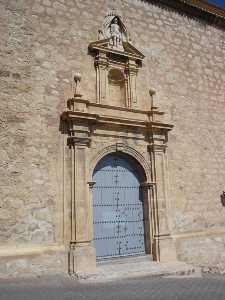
left=124, top=75, right=129, bottom=107
left=148, top=142, right=177, bottom=262
left=68, top=136, right=96, bottom=274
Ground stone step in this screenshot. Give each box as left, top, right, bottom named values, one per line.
left=97, top=254, right=153, bottom=266
left=74, top=255, right=202, bottom=282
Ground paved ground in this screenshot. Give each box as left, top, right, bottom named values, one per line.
left=0, top=274, right=225, bottom=300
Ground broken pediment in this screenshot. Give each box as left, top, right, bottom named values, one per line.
left=89, top=9, right=144, bottom=64
left=89, top=39, right=144, bottom=65
left=88, top=9, right=145, bottom=108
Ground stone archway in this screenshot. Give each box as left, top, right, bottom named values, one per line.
left=89, top=143, right=152, bottom=183
left=92, top=152, right=147, bottom=259
left=65, top=138, right=177, bottom=274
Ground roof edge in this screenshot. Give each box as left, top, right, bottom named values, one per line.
left=146, top=0, right=225, bottom=29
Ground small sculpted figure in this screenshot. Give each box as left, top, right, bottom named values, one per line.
left=110, top=17, right=122, bottom=48
left=98, top=29, right=104, bottom=40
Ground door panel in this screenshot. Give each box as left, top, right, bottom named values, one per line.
left=93, top=153, right=145, bottom=258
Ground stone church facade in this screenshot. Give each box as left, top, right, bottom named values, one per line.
left=0, top=0, right=224, bottom=276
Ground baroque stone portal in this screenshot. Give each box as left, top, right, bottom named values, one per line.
left=61, top=10, right=177, bottom=274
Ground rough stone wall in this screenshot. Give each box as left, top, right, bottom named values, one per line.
left=0, top=0, right=225, bottom=268
left=0, top=0, right=56, bottom=246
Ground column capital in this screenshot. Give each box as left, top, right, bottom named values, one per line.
left=148, top=143, right=167, bottom=153
left=140, top=182, right=156, bottom=189
left=94, top=53, right=109, bottom=69
left=67, top=136, right=91, bottom=147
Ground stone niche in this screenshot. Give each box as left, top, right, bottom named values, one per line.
left=89, top=9, right=144, bottom=108
left=108, top=68, right=126, bottom=106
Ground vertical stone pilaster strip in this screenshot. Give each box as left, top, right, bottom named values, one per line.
left=74, top=145, right=90, bottom=242
left=96, top=65, right=100, bottom=103
left=149, top=184, right=159, bottom=259
left=87, top=181, right=96, bottom=243
left=71, top=143, right=76, bottom=242
left=126, top=59, right=138, bottom=108
left=129, top=72, right=137, bottom=105
left=124, top=76, right=129, bottom=107
left=99, top=66, right=104, bottom=102
left=95, top=52, right=108, bottom=104
left=141, top=182, right=155, bottom=256
left=69, top=137, right=96, bottom=274
left=63, top=138, right=72, bottom=244
left=149, top=142, right=177, bottom=262
left=148, top=147, right=160, bottom=261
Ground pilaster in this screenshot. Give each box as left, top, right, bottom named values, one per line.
left=125, top=59, right=138, bottom=107
left=140, top=182, right=155, bottom=255
left=94, top=52, right=109, bottom=104
left=148, top=134, right=177, bottom=262
left=68, top=133, right=96, bottom=274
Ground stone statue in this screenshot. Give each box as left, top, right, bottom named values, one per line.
left=99, top=10, right=128, bottom=51
left=110, top=17, right=122, bottom=48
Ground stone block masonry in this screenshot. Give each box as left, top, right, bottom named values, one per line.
left=0, top=0, right=224, bottom=276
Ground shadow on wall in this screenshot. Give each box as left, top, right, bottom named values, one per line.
left=220, top=191, right=225, bottom=207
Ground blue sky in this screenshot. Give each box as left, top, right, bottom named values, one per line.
left=206, top=0, right=225, bottom=9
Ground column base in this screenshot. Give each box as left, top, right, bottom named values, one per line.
left=69, top=243, right=96, bottom=274
left=153, top=234, right=177, bottom=262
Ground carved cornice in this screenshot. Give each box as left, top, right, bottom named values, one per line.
left=61, top=111, right=99, bottom=124
left=147, top=0, right=225, bottom=29
left=179, top=0, right=225, bottom=19
left=61, top=97, right=174, bottom=149
left=89, top=101, right=152, bottom=114
left=62, top=102, right=174, bottom=140
left=64, top=111, right=172, bottom=130
left=149, top=122, right=174, bottom=132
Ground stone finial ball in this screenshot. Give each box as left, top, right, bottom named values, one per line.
left=74, top=73, right=82, bottom=82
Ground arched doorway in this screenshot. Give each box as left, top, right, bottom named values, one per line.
left=92, top=152, right=146, bottom=259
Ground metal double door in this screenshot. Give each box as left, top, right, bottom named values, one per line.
left=92, top=153, right=145, bottom=258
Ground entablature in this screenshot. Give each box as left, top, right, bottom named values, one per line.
left=61, top=96, right=173, bottom=146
